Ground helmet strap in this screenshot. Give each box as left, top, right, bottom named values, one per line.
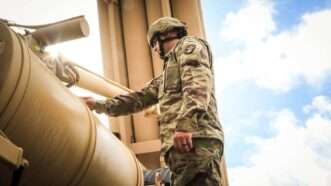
left=158, top=36, right=181, bottom=59
left=155, top=29, right=187, bottom=60
left=159, top=41, right=166, bottom=60
left=154, top=34, right=165, bottom=59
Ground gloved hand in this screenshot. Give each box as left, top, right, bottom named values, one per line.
left=38, top=52, right=80, bottom=87
left=57, top=55, right=79, bottom=87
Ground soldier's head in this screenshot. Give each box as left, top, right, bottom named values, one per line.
left=147, top=17, right=187, bottom=59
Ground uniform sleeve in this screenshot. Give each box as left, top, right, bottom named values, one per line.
left=175, top=38, right=212, bottom=132
left=95, top=75, right=161, bottom=116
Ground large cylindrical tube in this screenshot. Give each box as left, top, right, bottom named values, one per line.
left=121, top=0, right=159, bottom=142
left=31, top=16, right=90, bottom=47
left=170, top=0, right=206, bottom=38
left=0, top=22, right=143, bottom=186
left=74, top=64, right=132, bottom=96
left=145, top=0, right=170, bottom=76
left=97, top=0, right=133, bottom=139
left=70, top=63, right=159, bottom=118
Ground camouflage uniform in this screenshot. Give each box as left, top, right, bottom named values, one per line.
left=95, top=35, right=224, bottom=186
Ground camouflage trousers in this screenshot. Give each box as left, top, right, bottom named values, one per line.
left=165, top=138, right=223, bottom=186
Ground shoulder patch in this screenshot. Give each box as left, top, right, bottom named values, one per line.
left=200, top=48, right=208, bottom=59
left=184, top=44, right=196, bottom=54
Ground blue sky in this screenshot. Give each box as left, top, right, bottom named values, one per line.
left=202, top=0, right=331, bottom=185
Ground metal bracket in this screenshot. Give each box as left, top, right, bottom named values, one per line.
left=0, top=131, right=29, bottom=186
left=0, top=133, right=28, bottom=169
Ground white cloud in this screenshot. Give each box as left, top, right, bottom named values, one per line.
left=304, top=96, right=331, bottom=114
left=221, top=0, right=275, bottom=44
left=216, top=2, right=331, bottom=92
left=229, top=96, right=331, bottom=186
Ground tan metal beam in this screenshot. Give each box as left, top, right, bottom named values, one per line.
left=160, top=0, right=172, bottom=17
left=144, top=0, right=173, bottom=76
left=74, top=64, right=130, bottom=96
left=120, top=0, right=159, bottom=142
left=0, top=134, right=25, bottom=168
left=130, top=139, right=161, bottom=154
left=170, top=0, right=206, bottom=38
left=31, top=16, right=89, bottom=47
left=97, top=0, right=133, bottom=144
left=220, top=156, right=230, bottom=186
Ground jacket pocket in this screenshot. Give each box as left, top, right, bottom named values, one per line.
left=164, top=62, right=181, bottom=93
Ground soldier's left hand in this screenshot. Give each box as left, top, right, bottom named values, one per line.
left=173, top=131, right=193, bottom=153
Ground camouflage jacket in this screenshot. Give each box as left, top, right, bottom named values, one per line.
left=96, top=36, right=224, bottom=155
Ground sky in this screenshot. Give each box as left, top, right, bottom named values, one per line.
left=202, top=0, right=331, bottom=185
left=1, top=0, right=331, bottom=185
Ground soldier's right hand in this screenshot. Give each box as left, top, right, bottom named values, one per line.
left=81, top=96, right=97, bottom=111
left=173, top=131, right=193, bottom=153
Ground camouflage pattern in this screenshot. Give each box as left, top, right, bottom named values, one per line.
left=147, top=17, right=186, bottom=46
left=96, top=36, right=224, bottom=156
left=166, top=138, right=223, bottom=186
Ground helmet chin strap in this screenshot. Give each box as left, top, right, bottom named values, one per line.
left=159, top=45, right=166, bottom=60
left=158, top=36, right=180, bottom=60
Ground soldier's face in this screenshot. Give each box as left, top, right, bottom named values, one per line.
left=152, top=31, right=178, bottom=59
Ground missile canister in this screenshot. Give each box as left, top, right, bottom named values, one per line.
left=0, top=21, right=143, bottom=186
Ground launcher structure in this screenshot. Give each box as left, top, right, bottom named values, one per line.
left=97, top=0, right=228, bottom=185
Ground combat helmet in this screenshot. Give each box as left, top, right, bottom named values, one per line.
left=147, top=17, right=187, bottom=47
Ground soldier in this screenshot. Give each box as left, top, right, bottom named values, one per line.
left=83, top=17, right=224, bottom=186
